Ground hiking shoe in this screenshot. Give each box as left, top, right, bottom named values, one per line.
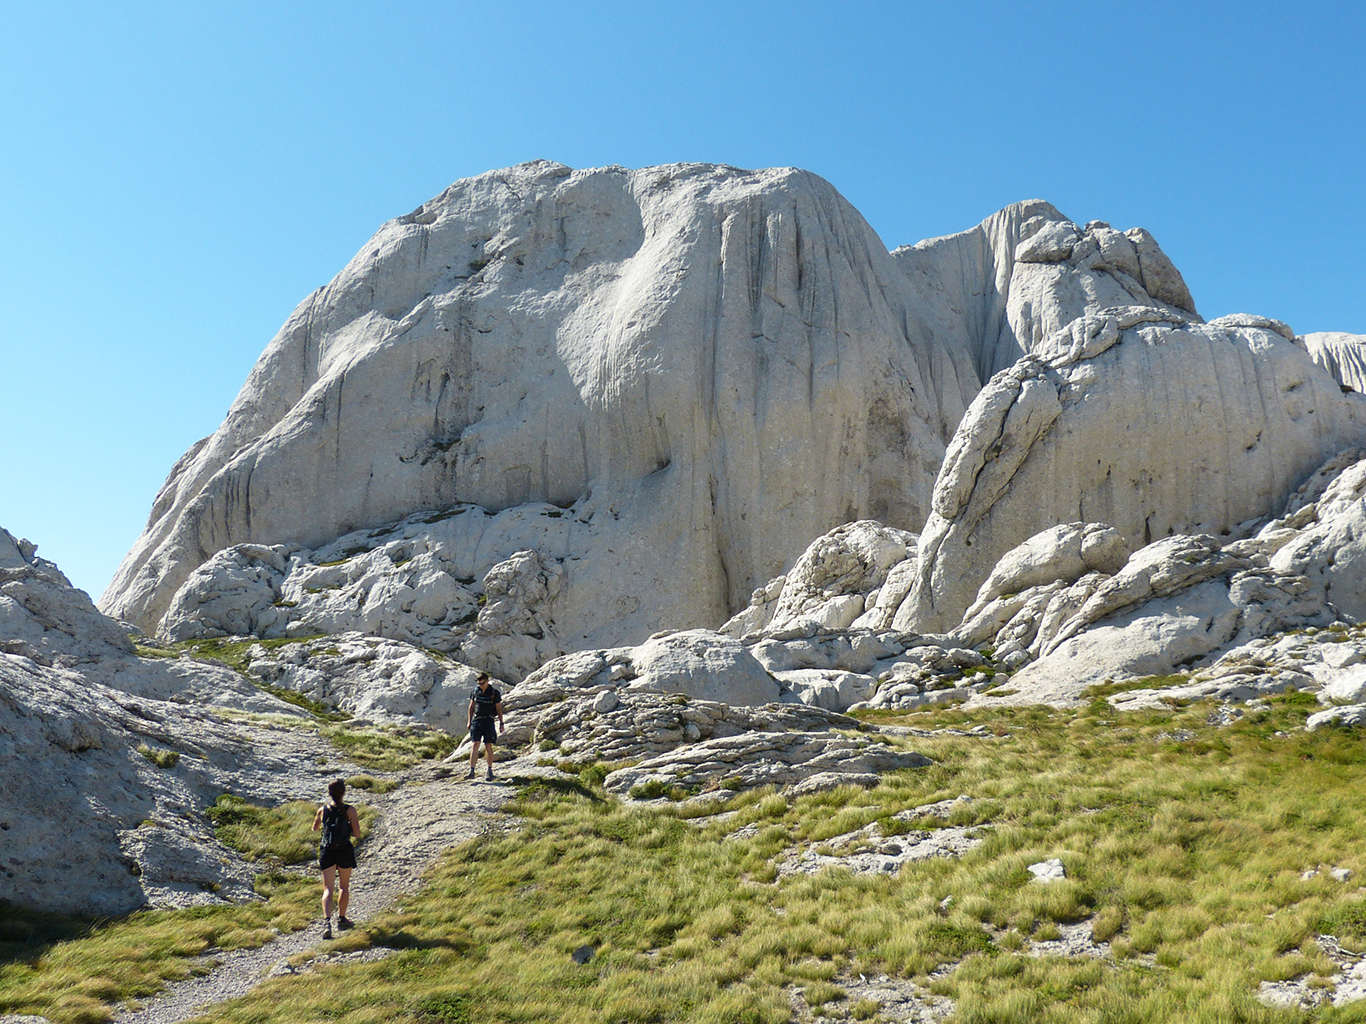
left=322, top=922, right=333, bottom=940
left=466, top=767, right=476, bottom=779
left=338, top=916, right=353, bottom=931
left=486, top=769, right=494, bottom=781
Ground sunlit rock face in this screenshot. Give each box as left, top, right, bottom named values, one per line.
left=101, top=161, right=1202, bottom=656
left=103, top=161, right=992, bottom=648
left=896, top=310, right=1366, bottom=634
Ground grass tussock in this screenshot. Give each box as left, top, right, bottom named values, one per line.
left=135, top=743, right=180, bottom=769
left=15, top=691, right=1366, bottom=1023
left=0, top=875, right=317, bottom=1024
left=319, top=723, right=457, bottom=772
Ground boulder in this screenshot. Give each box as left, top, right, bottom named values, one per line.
left=624, top=630, right=779, bottom=706
left=964, top=522, right=1128, bottom=616
left=774, top=668, right=877, bottom=711
left=1320, top=664, right=1366, bottom=706
left=1002, top=580, right=1242, bottom=704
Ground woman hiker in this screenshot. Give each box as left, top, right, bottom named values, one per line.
left=312, top=777, right=361, bottom=939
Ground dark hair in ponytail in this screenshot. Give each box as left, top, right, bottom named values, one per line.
left=328, top=778, right=346, bottom=808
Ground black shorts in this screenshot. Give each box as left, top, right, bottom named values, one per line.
left=469, top=719, right=498, bottom=744
left=320, top=843, right=357, bottom=870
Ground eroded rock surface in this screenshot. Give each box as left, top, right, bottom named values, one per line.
left=604, top=731, right=930, bottom=798
left=1300, top=332, right=1366, bottom=393
left=901, top=310, right=1366, bottom=633
left=104, top=161, right=991, bottom=650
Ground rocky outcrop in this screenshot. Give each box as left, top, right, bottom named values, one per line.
left=951, top=449, right=1366, bottom=703
left=603, top=731, right=931, bottom=798
left=156, top=503, right=579, bottom=681
left=1300, top=332, right=1366, bottom=393
left=720, top=520, right=916, bottom=637
left=2, top=527, right=135, bottom=664
left=893, top=206, right=1196, bottom=384
left=103, top=161, right=990, bottom=651
left=0, top=529, right=349, bottom=916
left=899, top=309, right=1366, bottom=633
left=1264, top=454, right=1366, bottom=622
left=239, top=633, right=479, bottom=733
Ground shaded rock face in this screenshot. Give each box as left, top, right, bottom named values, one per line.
left=0, top=530, right=351, bottom=916
left=899, top=309, right=1366, bottom=633
left=1299, top=332, right=1366, bottom=394
left=103, top=161, right=992, bottom=648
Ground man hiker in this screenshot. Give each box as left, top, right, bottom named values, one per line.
left=467, top=671, right=505, bottom=780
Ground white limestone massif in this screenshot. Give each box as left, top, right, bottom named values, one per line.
left=103, top=162, right=982, bottom=651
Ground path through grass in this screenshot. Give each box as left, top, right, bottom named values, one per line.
left=11, top=693, right=1366, bottom=1022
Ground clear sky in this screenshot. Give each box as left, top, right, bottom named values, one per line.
left=2, top=1, right=1363, bottom=600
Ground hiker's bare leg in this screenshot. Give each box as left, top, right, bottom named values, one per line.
left=469, top=741, right=480, bottom=771
left=321, top=865, right=337, bottom=919
left=485, top=743, right=495, bottom=769
left=337, top=867, right=352, bottom=919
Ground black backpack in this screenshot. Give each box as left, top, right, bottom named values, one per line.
left=320, top=804, right=351, bottom=849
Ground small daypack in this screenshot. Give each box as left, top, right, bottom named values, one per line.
left=320, top=803, right=351, bottom=849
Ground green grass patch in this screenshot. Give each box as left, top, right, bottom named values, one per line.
left=25, top=688, right=1366, bottom=1024
left=0, top=876, right=318, bottom=1024
left=135, top=743, right=180, bottom=769
left=346, top=774, right=400, bottom=795
left=319, top=723, right=458, bottom=772
left=1081, top=673, right=1192, bottom=701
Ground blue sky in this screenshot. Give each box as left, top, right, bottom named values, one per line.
left=2, top=1, right=1363, bottom=599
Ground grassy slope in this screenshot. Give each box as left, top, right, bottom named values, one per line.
left=10, top=693, right=1366, bottom=1023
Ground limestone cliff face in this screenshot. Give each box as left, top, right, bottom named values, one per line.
left=102, top=161, right=986, bottom=643
left=898, top=309, right=1366, bottom=632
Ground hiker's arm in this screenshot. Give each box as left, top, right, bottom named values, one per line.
left=467, top=697, right=475, bottom=728
left=348, top=806, right=361, bottom=837
left=497, top=700, right=505, bottom=732
left=312, top=805, right=324, bottom=831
